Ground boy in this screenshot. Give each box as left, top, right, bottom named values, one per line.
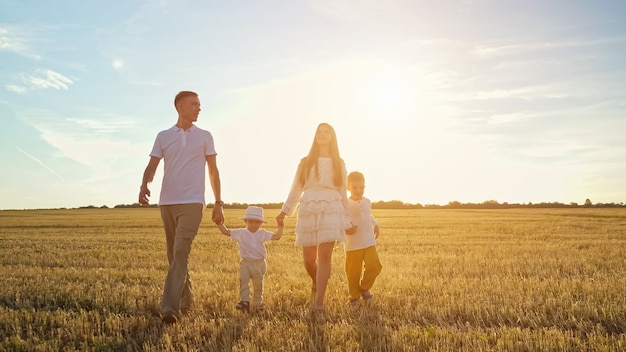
left=345, top=171, right=382, bottom=309
left=217, top=206, right=283, bottom=313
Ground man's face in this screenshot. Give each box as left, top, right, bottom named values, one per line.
left=177, top=95, right=201, bottom=122
left=348, top=180, right=365, bottom=198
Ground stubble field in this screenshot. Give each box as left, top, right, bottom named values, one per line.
left=0, top=207, right=625, bottom=351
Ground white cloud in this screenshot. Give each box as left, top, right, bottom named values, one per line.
left=307, top=0, right=408, bottom=20
left=0, top=27, right=28, bottom=53
left=0, top=26, right=42, bottom=60
left=487, top=112, right=536, bottom=125
left=106, top=56, right=163, bottom=86
left=6, top=85, right=26, bottom=93
left=112, top=59, right=124, bottom=71
left=471, top=37, right=625, bottom=58
left=307, top=0, right=358, bottom=19
left=66, top=117, right=137, bottom=134
left=8, top=69, right=73, bottom=93
left=17, top=109, right=144, bottom=175
left=446, top=85, right=549, bottom=102
left=29, top=69, right=73, bottom=89
left=38, top=128, right=142, bottom=177
left=24, top=116, right=145, bottom=186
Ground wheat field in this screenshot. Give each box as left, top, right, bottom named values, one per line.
left=0, top=208, right=625, bottom=351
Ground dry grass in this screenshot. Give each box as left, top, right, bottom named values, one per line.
left=0, top=208, right=625, bottom=351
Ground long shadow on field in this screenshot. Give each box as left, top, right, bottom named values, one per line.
left=147, top=302, right=249, bottom=349
left=306, top=311, right=328, bottom=352
left=205, top=313, right=249, bottom=350
left=351, top=307, right=395, bottom=352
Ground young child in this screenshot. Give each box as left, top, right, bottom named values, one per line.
left=345, top=171, right=382, bottom=309
left=217, top=206, right=283, bottom=313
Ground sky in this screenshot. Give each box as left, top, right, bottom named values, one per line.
left=1, top=0, right=625, bottom=210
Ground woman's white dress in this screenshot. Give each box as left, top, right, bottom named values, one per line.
left=281, top=157, right=352, bottom=247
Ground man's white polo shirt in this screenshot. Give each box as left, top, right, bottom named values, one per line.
left=150, top=125, right=216, bottom=206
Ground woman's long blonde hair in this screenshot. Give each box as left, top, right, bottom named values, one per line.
left=297, top=123, right=344, bottom=187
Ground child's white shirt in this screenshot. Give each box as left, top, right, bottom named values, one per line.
left=345, top=196, right=378, bottom=251
left=230, top=228, right=275, bottom=260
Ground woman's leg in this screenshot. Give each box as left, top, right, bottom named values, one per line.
left=314, top=242, right=334, bottom=308
left=303, top=245, right=318, bottom=299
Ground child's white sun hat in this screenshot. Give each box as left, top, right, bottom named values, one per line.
left=242, top=206, right=267, bottom=222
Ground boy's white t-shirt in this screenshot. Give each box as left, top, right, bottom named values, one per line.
left=150, top=125, right=217, bottom=206
left=345, top=196, right=378, bottom=251
left=230, top=228, right=275, bottom=260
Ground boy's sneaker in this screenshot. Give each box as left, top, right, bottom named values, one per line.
left=361, top=290, right=374, bottom=305
left=349, top=299, right=360, bottom=310
left=254, top=304, right=265, bottom=313
left=235, top=301, right=250, bottom=312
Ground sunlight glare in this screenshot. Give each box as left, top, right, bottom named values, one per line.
left=365, top=67, right=423, bottom=119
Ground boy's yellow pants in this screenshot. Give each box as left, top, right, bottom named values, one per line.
left=345, top=246, right=382, bottom=300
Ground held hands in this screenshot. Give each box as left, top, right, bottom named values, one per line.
left=374, top=225, right=380, bottom=239
left=345, top=224, right=357, bottom=235
left=212, top=205, right=224, bottom=225
left=276, top=212, right=286, bottom=228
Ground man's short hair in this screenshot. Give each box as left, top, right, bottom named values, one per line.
left=174, top=91, right=198, bottom=109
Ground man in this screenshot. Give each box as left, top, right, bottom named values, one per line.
left=139, top=91, right=224, bottom=324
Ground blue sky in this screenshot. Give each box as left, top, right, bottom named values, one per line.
left=1, top=0, right=625, bottom=210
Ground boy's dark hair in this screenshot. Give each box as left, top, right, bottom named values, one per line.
left=347, top=171, right=365, bottom=185
left=174, top=91, right=198, bottom=108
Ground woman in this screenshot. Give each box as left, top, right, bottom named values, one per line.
left=276, top=123, right=355, bottom=314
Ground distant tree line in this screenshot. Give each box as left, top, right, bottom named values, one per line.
left=371, top=199, right=625, bottom=209
left=93, top=198, right=625, bottom=210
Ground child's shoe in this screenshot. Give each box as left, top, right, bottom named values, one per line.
left=361, top=290, right=374, bottom=305
left=254, top=303, right=265, bottom=313
left=235, top=301, right=250, bottom=312
left=349, top=298, right=360, bottom=310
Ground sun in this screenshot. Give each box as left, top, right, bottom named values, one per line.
left=362, top=66, right=425, bottom=121
left=371, top=82, right=412, bottom=114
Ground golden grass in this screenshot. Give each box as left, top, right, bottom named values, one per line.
left=0, top=208, right=625, bottom=351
